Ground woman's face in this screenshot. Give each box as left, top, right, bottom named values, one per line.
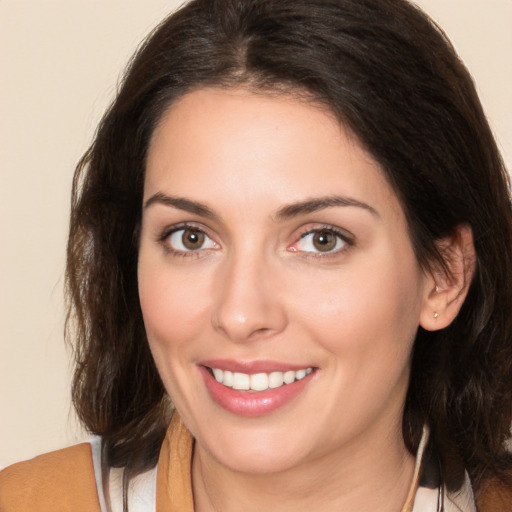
left=138, top=88, right=432, bottom=474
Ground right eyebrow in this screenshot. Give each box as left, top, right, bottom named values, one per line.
left=273, top=195, right=379, bottom=221
left=143, top=192, right=219, bottom=220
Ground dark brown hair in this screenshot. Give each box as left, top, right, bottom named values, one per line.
left=67, top=0, right=512, bottom=496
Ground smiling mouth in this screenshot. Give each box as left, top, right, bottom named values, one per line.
left=206, top=367, right=314, bottom=392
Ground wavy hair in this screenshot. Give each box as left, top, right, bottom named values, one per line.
left=67, top=0, right=512, bottom=497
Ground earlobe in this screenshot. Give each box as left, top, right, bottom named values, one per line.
left=419, top=224, right=476, bottom=332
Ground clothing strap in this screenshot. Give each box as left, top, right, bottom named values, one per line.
left=156, top=413, right=195, bottom=511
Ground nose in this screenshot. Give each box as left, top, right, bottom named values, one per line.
left=211, top=251, right=288, bottom=343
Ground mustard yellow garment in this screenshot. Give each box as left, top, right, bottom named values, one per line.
left=0, top=414, right=194, bottom=512
left=1, top=413, right=509, bottom=511
left=156, top=413, right=194, bottom=511
left=0, top=442, right=101, bottom=511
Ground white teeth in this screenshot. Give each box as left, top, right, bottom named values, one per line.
left=210, top=367, right=313, bottom=391
left=268, top=371, right=284, bottom=388
left=232, top=372, right=250, bottom=390
left=251, top=373, right=269, bottom=391
left=223, top=370, right=234, bottom=387
left=295, top=369, right=306, bottom=380
left=283, top=370, right=295, bottom=384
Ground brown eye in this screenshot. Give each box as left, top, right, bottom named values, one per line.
left=182, top=229, right=205, bottom=250
left=167, top=228, right=217, bottom=252
left=312, top=230, right=337, bottom=252
left=294, top=228, right=348, bottom=254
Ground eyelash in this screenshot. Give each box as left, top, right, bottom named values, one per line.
left=156, top=223, right=354, bottom=259
left=292, top=225, right=355, bottom=259
left=157, top=222, right=217, bottom=259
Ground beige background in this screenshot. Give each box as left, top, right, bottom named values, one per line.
left=1, top=1, right=511, bottom=469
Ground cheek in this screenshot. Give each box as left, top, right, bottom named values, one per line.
left=289, top=259, right=422, bottom=433
left=137, top=255, right=216, bottom=408
left=288, top=253, right=423, bottom=365
left=137, top=254, right=211, bottom=357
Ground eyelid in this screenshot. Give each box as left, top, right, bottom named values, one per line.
left=157, top=222, right=220, bottom=256
left=288, top=224, right=355, bottom=256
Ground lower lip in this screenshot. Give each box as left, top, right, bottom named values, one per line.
left=199, top=366, right=315, bottom=417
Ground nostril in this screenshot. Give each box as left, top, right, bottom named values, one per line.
left=210, top=280, right=288, bottom=343
left=249, top=327, right=272, bottom=338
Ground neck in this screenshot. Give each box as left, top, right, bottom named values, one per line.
left=192, top=424, right=415, bottom=512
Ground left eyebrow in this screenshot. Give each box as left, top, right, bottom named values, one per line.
left=143, top=192, right=219, bottom=220
left=273, top=195, right=379, bottom=221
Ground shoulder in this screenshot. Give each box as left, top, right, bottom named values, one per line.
left=0, top=442, right=101, bottom=512
left=476, top=476, right=512, bottom=512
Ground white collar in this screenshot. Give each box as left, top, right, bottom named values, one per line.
left=409, top=427, right=476, bottom=512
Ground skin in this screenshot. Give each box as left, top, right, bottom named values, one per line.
left=138, top=88, right=439, bottom=511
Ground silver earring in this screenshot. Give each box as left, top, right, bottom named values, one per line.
left=434, top=312, right=439, bottom=319
left=435, top=285, right=440, bottom=293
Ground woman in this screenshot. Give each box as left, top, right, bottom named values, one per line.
left=1, top=0, right=511, bottom=510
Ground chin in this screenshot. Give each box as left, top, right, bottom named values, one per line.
left=195, top=420, right=313, bottom=475
left=212, top=445, right=305, bottom=475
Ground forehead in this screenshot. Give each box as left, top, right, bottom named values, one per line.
left=144, top=87, right=403, bottom=223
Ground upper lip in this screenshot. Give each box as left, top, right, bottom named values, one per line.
left=200, top=359, right=314, bottom=374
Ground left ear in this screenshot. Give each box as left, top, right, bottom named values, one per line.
left=419, top=224, right=476, bottom=331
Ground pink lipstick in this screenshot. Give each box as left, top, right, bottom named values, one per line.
left=199, top=360, right=315, bottom=417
